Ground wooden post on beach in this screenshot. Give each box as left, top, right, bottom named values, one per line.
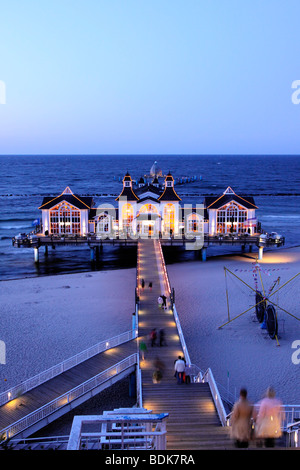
left=258, top=246, right=263, bottom=260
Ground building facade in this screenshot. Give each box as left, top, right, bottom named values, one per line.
left=38, top=172, right=258, bottom=239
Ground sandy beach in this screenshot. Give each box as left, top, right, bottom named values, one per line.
left=169, top=246, right=300, bottom=405
left=0, top=246, right=299, bottom=407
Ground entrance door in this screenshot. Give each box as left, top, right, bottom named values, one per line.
left=143, top=222, right=154, bottom=237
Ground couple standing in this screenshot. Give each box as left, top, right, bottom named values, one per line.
left=230, top=387, right=284, bottom=448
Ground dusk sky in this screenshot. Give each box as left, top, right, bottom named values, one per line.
left=1, top=0, right=300, bottom=155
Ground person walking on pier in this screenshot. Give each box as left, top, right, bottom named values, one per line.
left=174, top=356, right=185, bottom=384
left=150, top=328, right=157, bottom=347
left=230, top=388, right=253, bottom=448
left=159, top=329, right=167, bottom=346
left=161, top=294, right=167, bottom=309
left=152, top=356, right=165, bottom=384
left=139, top=340, right=147, bottom=361
left=254, top=387, right=284, bottom=448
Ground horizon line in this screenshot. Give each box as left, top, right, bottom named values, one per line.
left=0, top=153, right=300, bottom=157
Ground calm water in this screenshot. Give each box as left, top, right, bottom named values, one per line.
left=0, top=155, right=299, bottom=280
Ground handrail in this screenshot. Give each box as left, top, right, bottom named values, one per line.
left=156, top=239, right=191, bottom=364
left=156, top=239, right=171, bottom=294
left=67, top=412, right=168, bottom=450
left=172, top=304, right=191, bottom=366
left=0, top=354, right=139, bottom=442
left=0, top=329, right=137, bottom=407
left=286, top=419, right=300, bottom=448
left=201, top=368, right=228, bottom=427
left=286, top=419, right=300, bottom=430
left=136, top=354, right=143, bottom=409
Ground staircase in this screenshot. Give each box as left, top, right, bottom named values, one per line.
left=143, top=382, right=232, bottom=450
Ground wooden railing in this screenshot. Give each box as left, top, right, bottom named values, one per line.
left=0, top=330, right=137, bottom=407
left=67, top=410, right=169, bottom=450
left=1, top=354, right=139, bottom=442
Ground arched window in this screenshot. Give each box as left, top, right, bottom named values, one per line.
left=187, top=213, right=203, bottom=233
left=138, top=203, right=159, bottom=214
left=163, top=203, right=175, bottom=233
left=97, top=214, right=109, bottom=232
left=122, top=203, right=134, bottom=228
left=217, top=203, right=248, bottom=234
left=50, top=202, right=81, bottom=234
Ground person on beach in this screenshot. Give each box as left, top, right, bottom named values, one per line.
left=230, top=388, right=253, bottom=448
left=254, top=387, right=284, bottom=448
left=141, top=278, right=145, bottom=290
left=174, top=356, right=185, bottom=384
left=149, top=281, right=152, bottom=290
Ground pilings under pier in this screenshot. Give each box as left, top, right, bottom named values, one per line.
left=34, top=247, right=39, bottom=263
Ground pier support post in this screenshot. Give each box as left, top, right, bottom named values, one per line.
left=201, top=247, right=207, bottom=262
left=258, top=246, right=264, bottom=260
left=34, top=247, right=39, bottom=263
left=249, top=245, right=253, bottom=253
left=44, top=245, right=48, bottom=256
left=241, top=245, right=245, bottom=253
left=90, top=247, right=95, bottom=262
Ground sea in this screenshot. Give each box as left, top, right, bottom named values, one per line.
left=0, top=154, right=300, bottom=281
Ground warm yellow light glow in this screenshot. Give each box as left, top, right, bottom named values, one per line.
left=171, top=334, right=180, bottom=341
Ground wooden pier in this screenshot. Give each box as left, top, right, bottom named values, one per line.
left=136, top=238, right=232, bottom=449
left=12, top=232, right=285, bottom=264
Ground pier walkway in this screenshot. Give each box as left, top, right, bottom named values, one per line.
left=0, top=333, right=138, bottom=440
left=137, top=239, right=232, bottom=449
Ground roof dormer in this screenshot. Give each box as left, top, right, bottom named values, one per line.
left=123, top=171, right=133, bottom=188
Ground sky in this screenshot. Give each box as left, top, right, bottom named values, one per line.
left=1, top=0, right=300, bottom=155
